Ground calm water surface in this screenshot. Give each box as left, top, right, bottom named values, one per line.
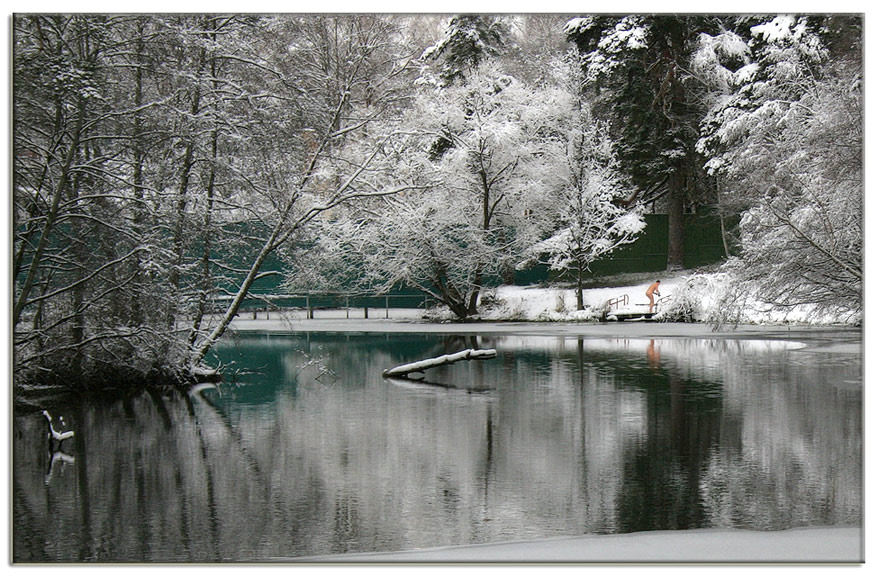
left=13, top=331, right=862, bottom=562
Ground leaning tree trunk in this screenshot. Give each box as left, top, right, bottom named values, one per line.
left=13, top=101, right=86, bottom=328
left=466, top=273, right=482, bottom=317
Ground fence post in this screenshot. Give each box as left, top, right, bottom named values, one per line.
left=307, top=294, right=313, bottom=319
left=385, top=295, right=389, bottom=319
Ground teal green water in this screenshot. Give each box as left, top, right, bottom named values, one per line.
left=13, top=332, right=862, bottom=562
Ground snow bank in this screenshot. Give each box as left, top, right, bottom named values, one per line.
left=469, top=272, right=858, bottom=327
left=657, top=272, right=861, bottom=326
left=474, top=276, right=687, bottom=322
left=295, top=526, right=862, bottom=563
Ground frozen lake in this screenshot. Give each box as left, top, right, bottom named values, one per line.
left=12, top=326, right=862, bottom=562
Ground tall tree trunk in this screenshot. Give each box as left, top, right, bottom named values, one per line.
left=466, top=167, right=493, bottom=318
left=188, top=23, right=220, bottom=349
left=715, top=179, right=731, bottom=259
left=167, top=44, right=207, bottom=328
left=576, top=261, right=585, bottom=311
left=130, top=18, right=147, bottom=326
left=69, top=162, right=88, bottom=377
left=667, top=170, right=686, bottom=270
left=188, top=124, right=218, bottom=348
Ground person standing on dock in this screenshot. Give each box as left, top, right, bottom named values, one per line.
left=646, top=280, right=661, bottom=313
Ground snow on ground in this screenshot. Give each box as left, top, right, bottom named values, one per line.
left=474, top=271, right=857, bottom=326
left=292, top=526, right=862, bottom=564
left=225, top=270, right=860, bottom=331
left=476, top=276, right=685, bottom=322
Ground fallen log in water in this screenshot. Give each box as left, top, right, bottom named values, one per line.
left=382, top=348, right=497, bottom=379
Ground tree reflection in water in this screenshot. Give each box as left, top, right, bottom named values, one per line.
left=13, top=332, right=862, bottom=562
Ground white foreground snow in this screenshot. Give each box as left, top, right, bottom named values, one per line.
left=293, top=526, right=862, bottom=563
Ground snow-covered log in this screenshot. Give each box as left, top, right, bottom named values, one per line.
left=382, top=348, right=497, bottom=378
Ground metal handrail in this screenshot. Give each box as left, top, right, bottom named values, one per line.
left=606, top=294, right=629, bottom=310
left=653, top=295, right=670, bottom=312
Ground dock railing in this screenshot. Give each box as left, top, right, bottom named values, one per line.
left=605, top=294, right=629, bottom=311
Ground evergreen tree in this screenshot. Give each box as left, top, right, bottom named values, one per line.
left=694, top=15, right=862, bottom=322
left=421, top=15, right=511, bottom=86
left=565, top=15, right=730, bottom=269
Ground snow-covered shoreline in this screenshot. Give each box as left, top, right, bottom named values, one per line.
left=472, top=272, right=860, bottom=326
left=224, top=313, right=861, bottom=353
left=290, top=526, right=862, bottom=564
left=222, top=272, right=861, bottom=336
left=219, top=273, right=862, bottom=353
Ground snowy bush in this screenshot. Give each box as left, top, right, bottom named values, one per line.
left=696, top=15, right=862, bottom=324
left=654, top=280, right=700, bottom=322
left=650, top=273, right=720, bottom=323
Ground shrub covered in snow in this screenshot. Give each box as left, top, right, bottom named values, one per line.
left=475, top=286, right=603, bottom=322
left=654, top=273, right=730, bottom=324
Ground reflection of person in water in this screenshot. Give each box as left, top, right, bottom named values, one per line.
left=647, top=339, right=660, bottom=371
left=646, top=280, right=661, bottom=313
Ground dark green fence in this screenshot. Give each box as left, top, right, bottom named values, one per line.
left=526, top=212, right=730, bottom=285
left=587, top=212, right=728, bottom=275
left=681, top=213, right=730, bottom=268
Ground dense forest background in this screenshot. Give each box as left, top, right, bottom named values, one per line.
left=12, top=14, right=862, bottom=392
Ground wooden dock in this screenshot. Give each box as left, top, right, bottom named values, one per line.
left=605, top=308, right=657, bottom=321
left=603, top=294, right=663, bottom=322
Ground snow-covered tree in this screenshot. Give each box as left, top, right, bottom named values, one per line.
left=524, top=56, right=645, bottom=310
left=293, top=63, right=561, bottom=320
left=12, top=15, right=419, bottom=390
left=695, top=15, right=862, bottom=322
left=420, top=15, right=511, bottom=86
left=12, top=15, right=186, bottom=388
left=185, top=15, right=419, bottom=366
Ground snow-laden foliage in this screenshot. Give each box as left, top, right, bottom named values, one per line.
left=293, top=58, right=642, bottom=321
left=290, top=63, right=563, bottom=320
left=652, top=273, right=728, bottom=323
left=420, top=15, right=511, bottom=86
left=566, top=16, right=648, bottom=83
left=697, top=16, right=830, bottom=176
left=695, top=15, right=862, bottom=322
left=566, top=15, right=720, bottom=269
left=521, top=55, right=644, bottom=309
left=300, top=54, right=645, bottom=319
left=691, top=30, right=757, bottom=92
left=12, top=15, right=418, bottom=389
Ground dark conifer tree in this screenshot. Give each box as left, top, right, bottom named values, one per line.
left=566, top=15, right=732, bottom=269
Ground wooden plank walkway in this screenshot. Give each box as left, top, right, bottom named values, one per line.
left=606, top=307, right=657, bottom=321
